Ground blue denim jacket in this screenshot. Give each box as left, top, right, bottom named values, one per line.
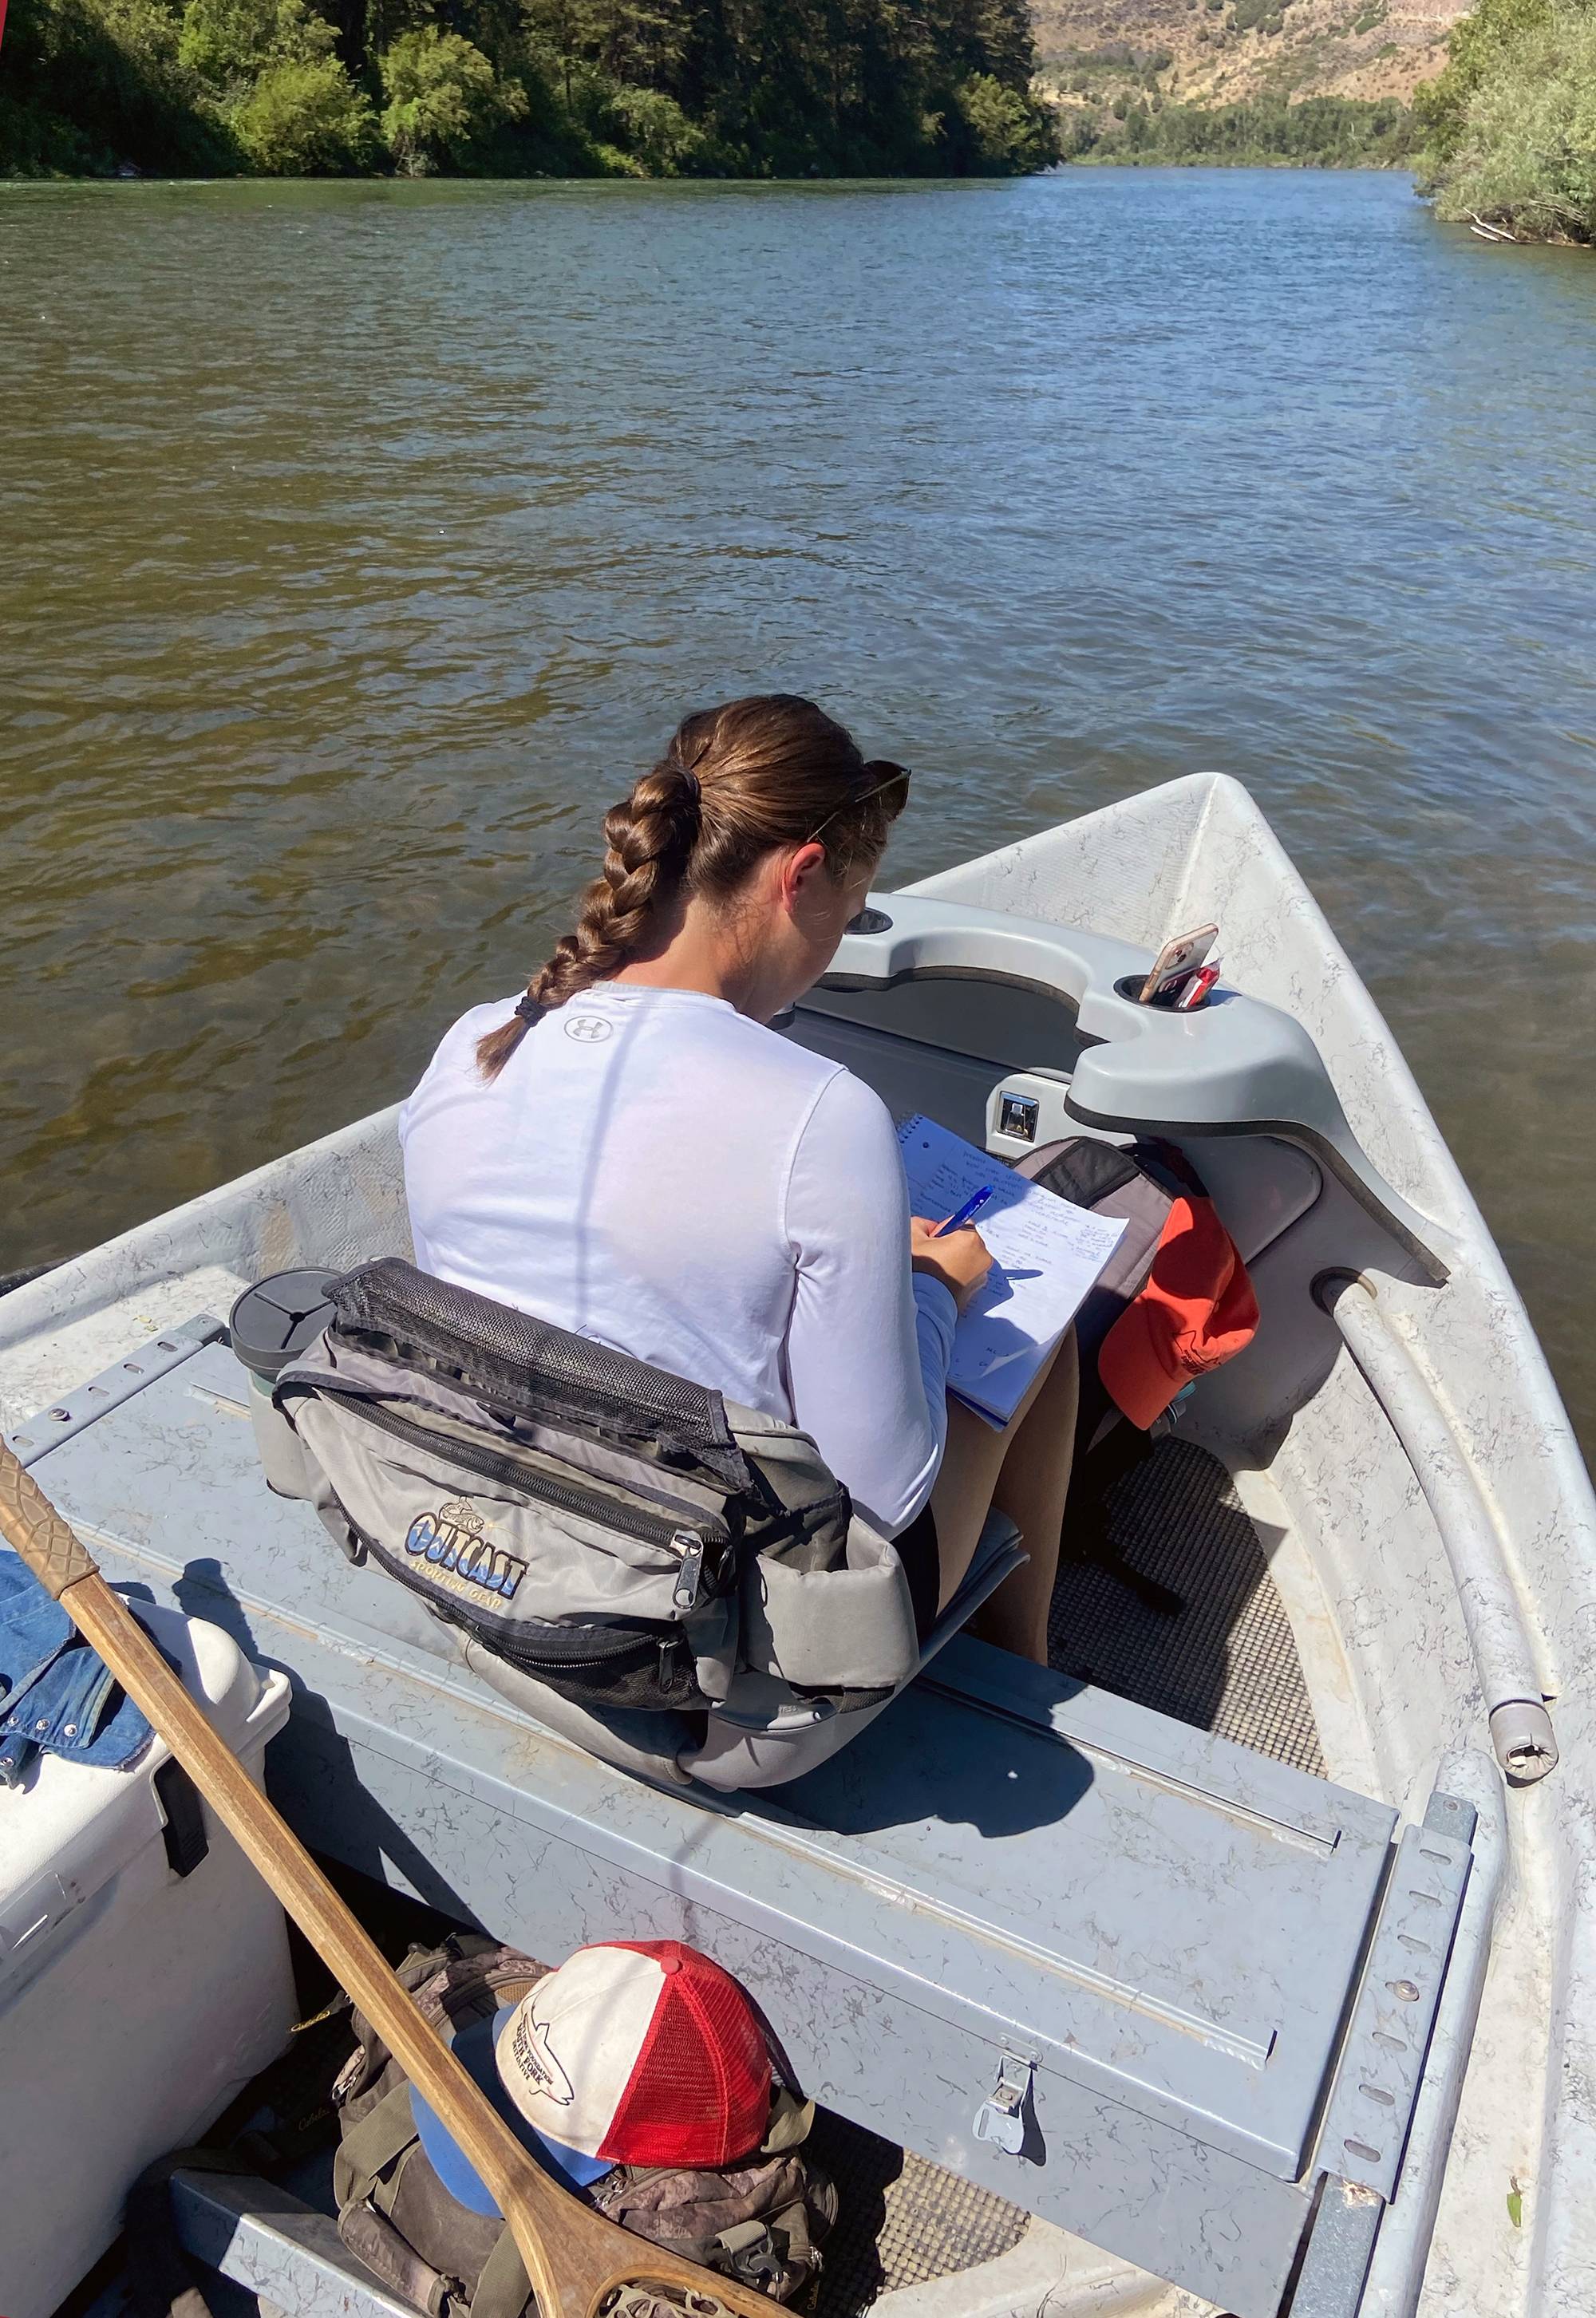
left=0, top=1549, right=152, bottom=1784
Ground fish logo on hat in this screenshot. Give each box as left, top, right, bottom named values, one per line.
left=508, top=1998, right=575, bottom=2109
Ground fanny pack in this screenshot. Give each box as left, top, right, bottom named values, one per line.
left=272, top=1259, right=920, bottom=1757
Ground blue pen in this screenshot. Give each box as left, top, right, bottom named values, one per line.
left=934, top=1187, right=994, bottom=1238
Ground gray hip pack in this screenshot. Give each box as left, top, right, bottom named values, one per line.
left=272, top=1260, right=920, bottom=1786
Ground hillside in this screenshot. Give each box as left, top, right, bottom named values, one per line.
left=1032, top=0, right=1467, bottom=111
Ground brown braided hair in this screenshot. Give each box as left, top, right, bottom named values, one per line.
left=476, top=695, right=909, bottom=1080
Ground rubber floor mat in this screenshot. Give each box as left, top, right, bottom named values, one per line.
left=808, top=2109, right=1029, bottom=2318
left=1049, top=1437, right=1325, bottom=1777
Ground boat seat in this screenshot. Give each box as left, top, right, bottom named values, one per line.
left=7, top=1325, right=1481, bottom=2318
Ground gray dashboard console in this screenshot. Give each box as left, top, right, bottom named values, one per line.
left=827, top=893, right=1447, bottom=1284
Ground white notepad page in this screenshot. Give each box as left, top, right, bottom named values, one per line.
left=896, top=1113, right=1128, bottom=1428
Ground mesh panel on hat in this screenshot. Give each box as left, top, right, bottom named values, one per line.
left=601, top=1942, right=771, bottom=2168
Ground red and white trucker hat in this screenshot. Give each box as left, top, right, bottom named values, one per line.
left=494, top=1938, right=772, bottom=2169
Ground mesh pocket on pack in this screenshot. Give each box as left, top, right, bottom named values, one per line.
left=331, top=1259, right=753, bottom=1491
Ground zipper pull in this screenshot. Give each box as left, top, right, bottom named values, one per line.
left=671, top=1531, right=705, bottom=1611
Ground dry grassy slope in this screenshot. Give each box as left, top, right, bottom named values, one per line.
left=1031, top=0, right=1465, bottom=104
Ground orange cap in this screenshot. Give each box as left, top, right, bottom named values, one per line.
left=1098, top=1196, right=1259, bottom=1429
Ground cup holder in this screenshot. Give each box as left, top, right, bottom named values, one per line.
left=1113, top=973, right=1219, bottom=1012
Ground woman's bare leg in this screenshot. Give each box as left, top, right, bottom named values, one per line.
left=928, top=1329, right=1080, bottom=1664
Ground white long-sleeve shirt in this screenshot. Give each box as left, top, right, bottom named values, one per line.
left=397, top=982, right=955, bottom=1535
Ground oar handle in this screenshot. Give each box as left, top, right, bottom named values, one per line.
left=0, top=1447, right=96, bottom=1596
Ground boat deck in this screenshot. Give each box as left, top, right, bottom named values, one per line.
left=30, top=1328, right=1327, bottom=2318
left=73, top=1424, right=1317, bottom=2318
left=13, top=1319, right=1468, bottom=2318
left=1054, top=1436, right=1324, bottom=1779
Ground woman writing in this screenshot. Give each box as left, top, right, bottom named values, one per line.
left=399, top=696, right=1077, bottom=1664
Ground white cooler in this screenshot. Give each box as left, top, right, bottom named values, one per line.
left=0, top=1599, right=297, bottom=2318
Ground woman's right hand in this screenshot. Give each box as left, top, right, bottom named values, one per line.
left=911, top=1215, right=994, bottom=1312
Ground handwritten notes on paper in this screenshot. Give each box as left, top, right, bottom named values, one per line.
left=897, top=1113, right=1127, bottom=1427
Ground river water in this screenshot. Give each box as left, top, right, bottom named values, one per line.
left=3, top=169, right=1594, bottom=1445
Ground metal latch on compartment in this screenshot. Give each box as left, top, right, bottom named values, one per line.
left=973, top=2052, right=1035, bottom=2154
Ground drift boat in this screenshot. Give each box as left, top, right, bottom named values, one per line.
left=2, top=772, right=1591, bottom=2318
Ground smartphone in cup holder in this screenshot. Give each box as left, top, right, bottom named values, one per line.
left=1137, top=924, right=1219, bottom=1009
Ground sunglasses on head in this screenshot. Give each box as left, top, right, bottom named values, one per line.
left=805, top=761, right=912, bottom=844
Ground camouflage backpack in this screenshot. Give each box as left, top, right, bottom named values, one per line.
left=331, top=1934, right=836, bottom=2318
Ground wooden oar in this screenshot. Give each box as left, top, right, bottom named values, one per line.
left=0, top=1442, right=776, bottom=2318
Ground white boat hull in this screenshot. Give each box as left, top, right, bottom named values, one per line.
left=914, top=775, right=1596, bottom=2316
left=2, top=772, right=1590, bottom=2317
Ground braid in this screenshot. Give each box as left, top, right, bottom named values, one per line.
left=476, top=758, right=701, bottom=1080
left=476, top=697, right=909, bottom=1082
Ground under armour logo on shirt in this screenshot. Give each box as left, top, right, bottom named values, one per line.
left=563, top=1015, right=614, bottom=1043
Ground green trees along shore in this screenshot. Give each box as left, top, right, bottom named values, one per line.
left=1, top=0, right=1587, bottom=245
left=1060, top=95, right=1419, bottom=172
left=0, top=0, right=1058, bottom=178
left=1415, top=0, right=1595, bottom=242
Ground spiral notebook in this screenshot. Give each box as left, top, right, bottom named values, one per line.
left=897, top=1113, right=1128, bottom=1428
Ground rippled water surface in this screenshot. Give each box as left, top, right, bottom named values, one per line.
left=3, top=170, right=1594, bottom=1442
